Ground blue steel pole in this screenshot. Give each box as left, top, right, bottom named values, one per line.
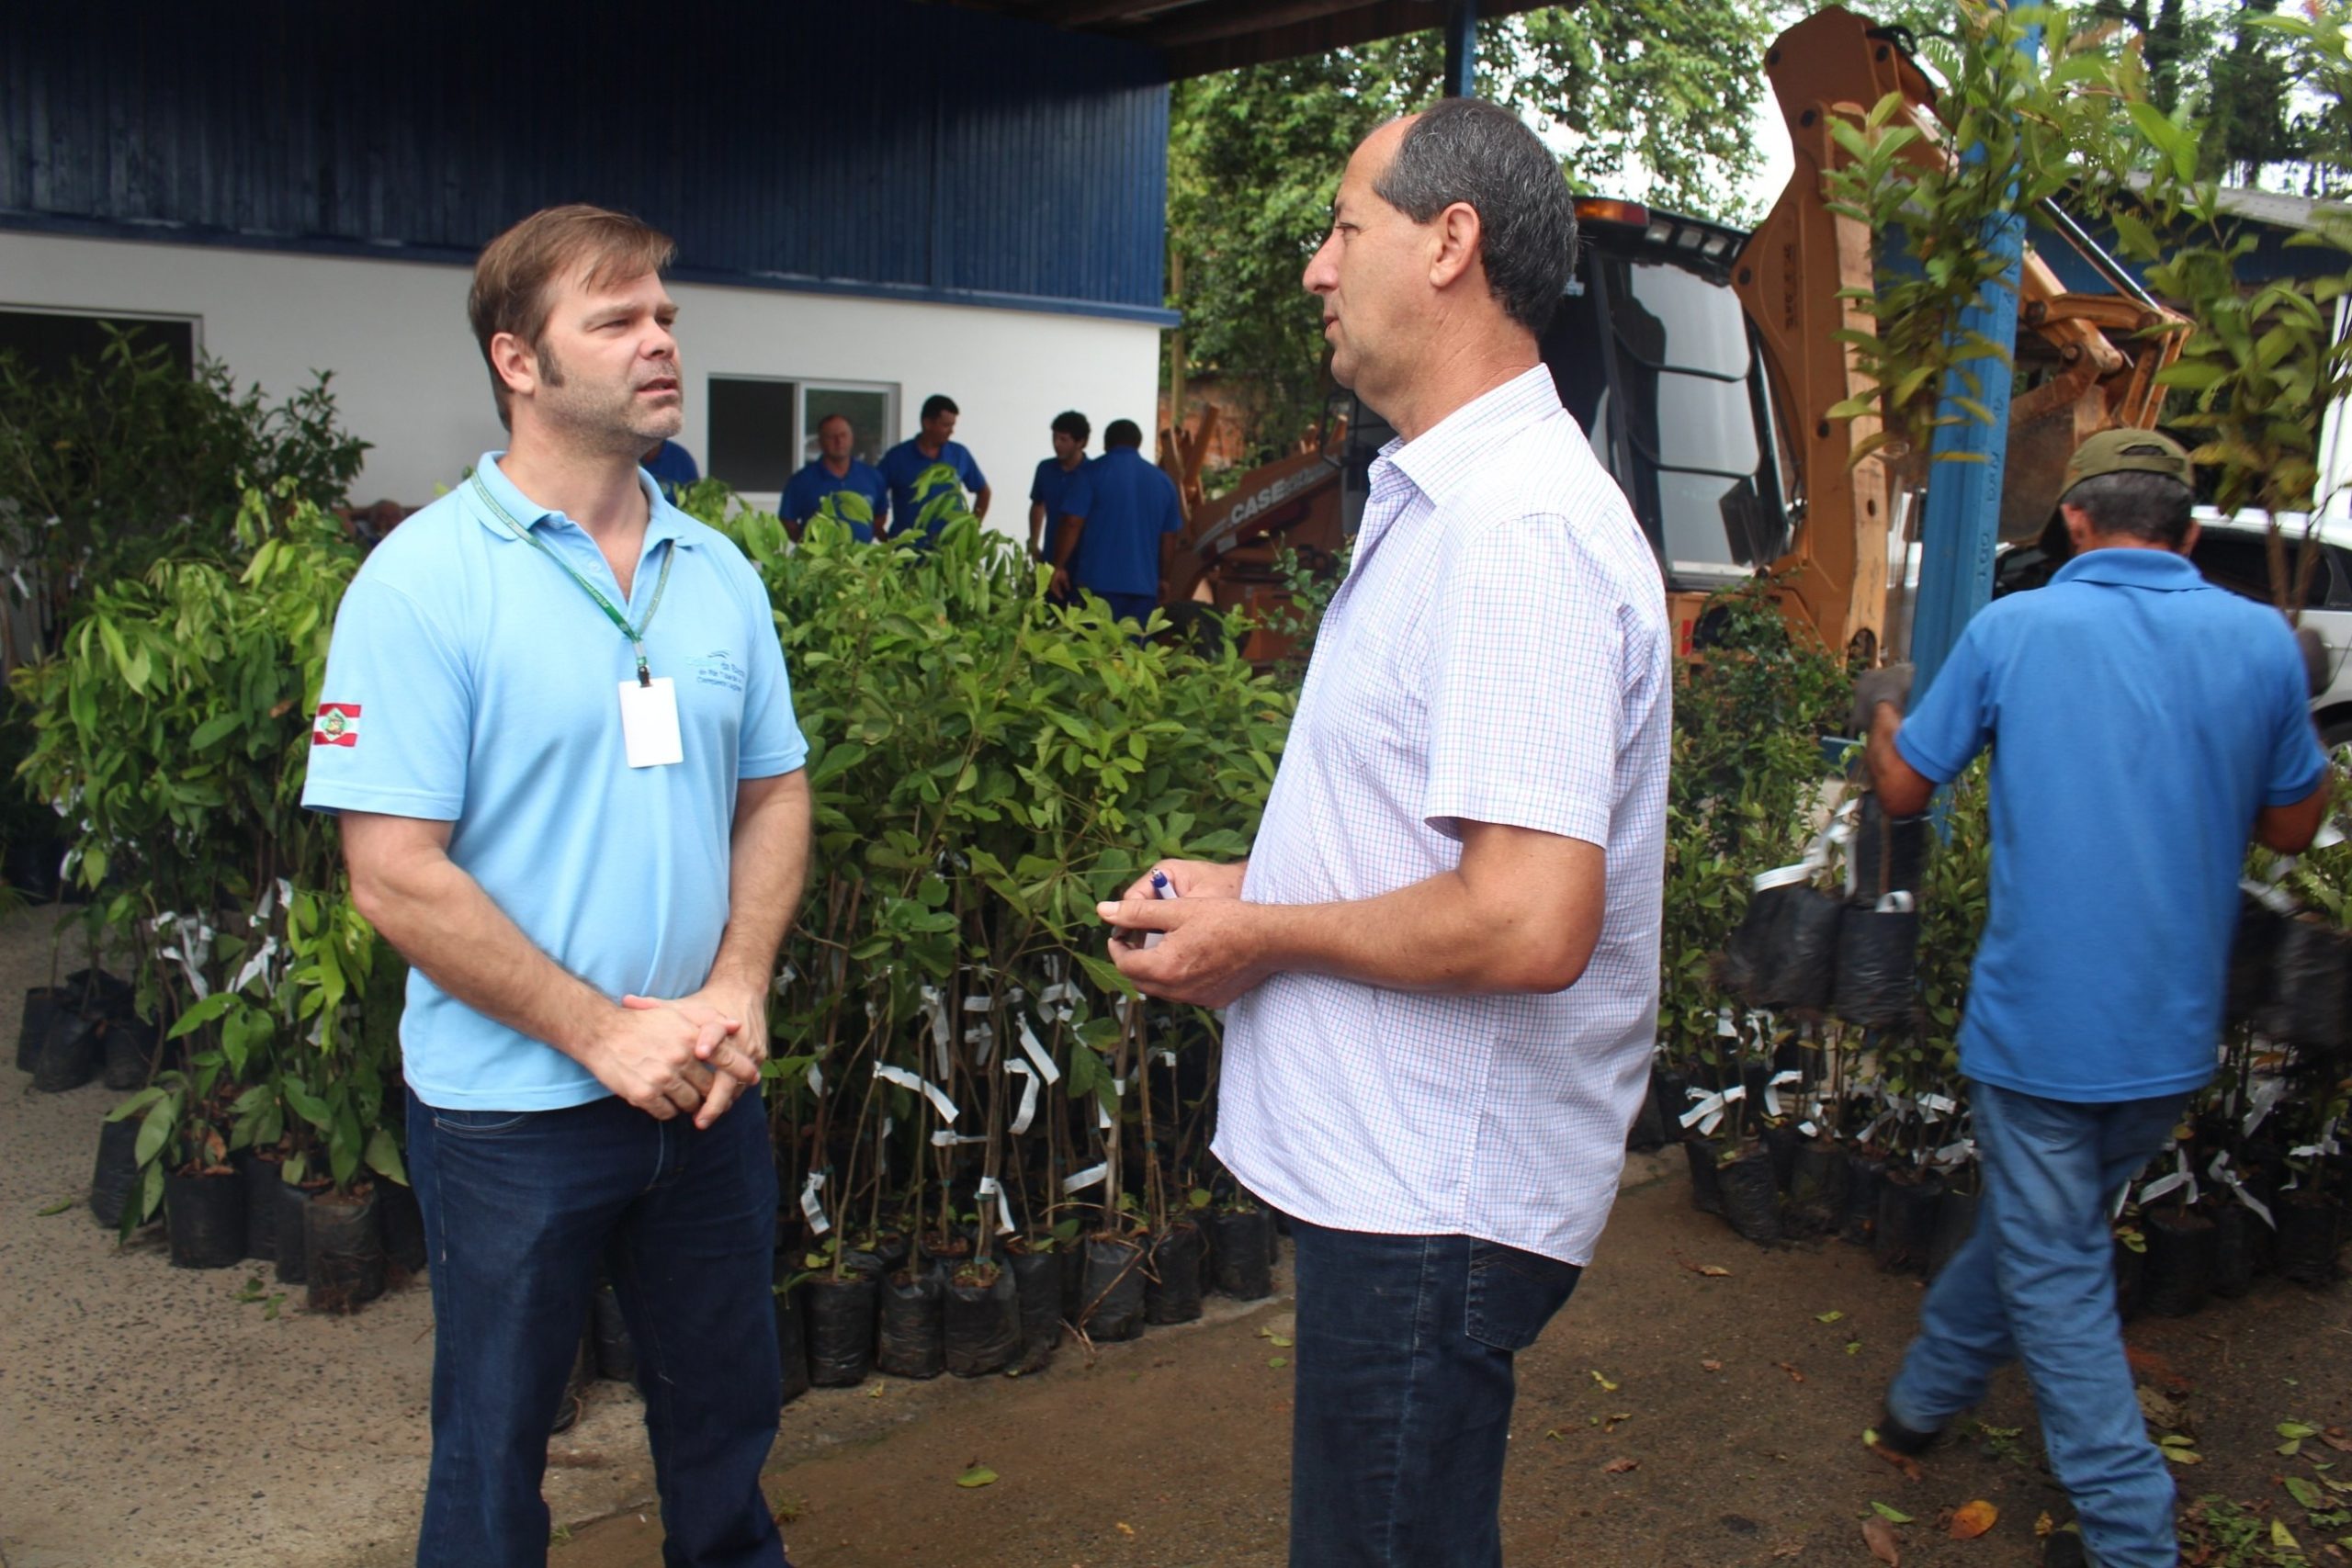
left=1905, top=29, right=2039, bottom=700
left=1443, top=1, right=1478, bottom=98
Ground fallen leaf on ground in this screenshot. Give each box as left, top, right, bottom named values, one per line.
left=1268, top=1356, right=1289, bottom=1369
left=1544, top=1428, right=1566, bottom=1441
left=2321, top=1427, right=2352, bottom=1453
left=956, top=1466, right=997, bottom=1489
left=1948, top=1500, right=1997, bottom=1540
left=1602, top=1458, right=1638, bottom=1474
left=1702, top=1359, right=1724, bottom=1372
left=1847, top=1339, right=1864, bottom=1356
left=1679, top=1258, right=1734, bottom=1277
left=2126, top=1347, right=2191, bottom=1395
left=1871, top=1502, right=1916, bottom=1524
left=2275, top=1520, right=2303, bottom=1551
left=34, top=1198, right=74, bottom=1217
left=1591, top=1370, right=1620, bottom=1392
left=1866, top=1441, right=1926, bottom=1482
left=1777, top=1361, right=1805, bottom=1383
left=2136, top=1385, right=2183, bottom=1428
left=1116, top=1521, right=1136, bottom=1537
left=1602, top=1412, right=1632, bottom=1433
left=1816, top=1310, right=1846, bottom=1324
left=1862, top=1515, right=1903, bottom=1565
left=2034, top=1512, right=2055, bottom=1539
left=2287, top=1476, right=2324, bottom=1510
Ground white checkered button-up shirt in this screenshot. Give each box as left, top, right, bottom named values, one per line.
left=1214, top=366, right=1670, bottom=1266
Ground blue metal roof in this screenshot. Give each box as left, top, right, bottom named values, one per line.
left=1, top=0, right=1175, bottom=325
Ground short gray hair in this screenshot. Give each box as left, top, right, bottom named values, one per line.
left=1372, top=97, right=1578, bottom=335
left=2063, top=470, right=2195, bottom=547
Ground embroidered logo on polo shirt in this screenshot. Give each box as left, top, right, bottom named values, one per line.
left=313, top=703, right=361, bottom=747
left=686, top=650, right=746, bottom=693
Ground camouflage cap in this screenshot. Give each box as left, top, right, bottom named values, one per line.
left=2058, top=428, right=2193, bottom=504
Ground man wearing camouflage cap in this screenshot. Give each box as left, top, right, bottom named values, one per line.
left=1856, top=428, right=2329, bottom=1568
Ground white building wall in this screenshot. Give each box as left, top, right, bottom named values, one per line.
left=0, top=231, right=1164, bottom=531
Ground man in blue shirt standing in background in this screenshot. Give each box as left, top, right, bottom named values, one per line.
left=1028, top=409, right=1091, bottom=566
left=1862, top=428, right=2328, bottom=1568
left=1048, top=418, right=1179, bottom=627
left=304, top=205, right=809, bottom=1568
left=878, top=392, right=990, bottom=543
left=641, top=436, right=699, bottom=502
left=781, top=412, right=888, bottom=541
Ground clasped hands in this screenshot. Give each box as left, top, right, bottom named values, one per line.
left=597, top=982, right=767, bottom=1129
left=1094, top=859, right=1267, bottom=1010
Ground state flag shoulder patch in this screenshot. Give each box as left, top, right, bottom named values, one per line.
left=313, top=702, right=361, bottom=748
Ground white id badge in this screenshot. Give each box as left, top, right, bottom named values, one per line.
left=618, top=678, right=684, bottom=768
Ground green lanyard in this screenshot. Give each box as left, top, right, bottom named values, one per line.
left=469, top=471, right=675, bottom=685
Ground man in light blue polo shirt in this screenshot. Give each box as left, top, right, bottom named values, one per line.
left=1047, top=418, right=1180, bottom=627
left=1862, top=428, right=2326, bottom=1568
left=780, top=412, right=887, bottom=541
left=877, top=392, right=989, bottom=544
left=304, top=205, right=808, bottom=1568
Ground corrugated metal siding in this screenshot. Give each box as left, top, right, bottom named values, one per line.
left=1, top=0, right=1170, bottom=315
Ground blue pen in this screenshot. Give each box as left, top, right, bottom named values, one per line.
left=1144, top=868, right=1175, bottom=946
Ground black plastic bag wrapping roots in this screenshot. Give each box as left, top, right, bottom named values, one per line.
left=1760, top=1122, right=1804, bottom=1193
left=2112, top=1235, right=2144, bottom=1320
left=1650, top=1066, right=1690, bottom=1139
left=2278, top=1194, right=2343, bottom=1285
left=242, top=1157, right=284, bottom=1262
left=1852, top=794, right=1928, bottom=900
left=1145, top=1222, right=1205, bottom=1325
left=1207, top=1208, right=1273, bottom=1300
left=166, top=1170, right=247, bottom=1268
left=943, top=1267, right=1021, bottom=1377
left=1926, top=1184, right=1979, bottom=1280
left=775, top=1280, right=812, bottom=1404
left=1841, top=1153, right=1888, bottom=1246
left=1010, top=1249, right=1063, bottom=1371
left=1684, top=1139, right=1725, bottom=1216
left=1833, top=907, right=1918, bottom=1030
left=1624, top=1084, right=1668, bottom=1152
left=2211, top=1204, right=2258, bottom=1298
left=90, top=1116, right=141, bottom=1229
left=805, top=1274, right=877, bottom=1386
left=1080, top=1236, right=1148, bottom=1341
left=274, top=1182, right=321, bottom=1284
left=1789, top=1140, right=1849, bottom=1235
left=1717, top=1144, right=1782, bottom=1245
left=876, top=1271, right=945, bottom=1379
left=303, top=1189, right=387, bottom=1313
left=1718, top=886, right=1787, bottom=1008
left=17, top=986, right=57, bottom=1073
left=31, top=1008, right=99, bottom=1093
left=593, top=1281, right=638, bottom=1382
left=2260, top=919, right=2352, bottom=1054
left=1765, top=890, right=1845, bottom=1011
left=1873, top=1171, right=1943, bottom=1275
left=379, top=1179, right=428, bottom=1274
left=2140, top=1205, right=2215, bottom=1316
left=2227, top=893, right=2289, bottom=1029
left=99, top=1017, right=157, bottom=1092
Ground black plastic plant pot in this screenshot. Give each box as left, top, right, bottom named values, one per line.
left=1010, top=1247, right=1064, bottom=1372
left=1790, top=1141, right=1849, bottom=1235
left=1852, top=795, right=1928, bottom=900
left=2113, top=1235, right=2144, bottom=1321
left=274, top=1179, right=326, bottom=1285
left=2211, top=1204, right=2258, bottom=1299
left=1624, top=1084, right=1668, bottom=1152
left=2226, top=894, right=2287, bottom=1029
left=1760, top=1122, right=1804, bottom=1195
left=17, top=986, right=60, bottom=1073
left=165, top=1168, right=248, bottom=1268
left=944, top=1264, right=1021, bottom=1377
left=66, top=966, right=135, bottom=1021
left=304, top=1187, right=387, bottom=1312
left=1720, top=886, right=1790, bottom=1010
left=1873, top=1170, right=1944, bottom=1276
left=1926, top=1184, right=1980, bottom=1280
left=1080, top=1235, right=1148, bottom=1341
left=2278, top=1193, right=2344, bottom=1285
left=1145, top=1221, right=1206, bottom=1325
left=97, top=1017, right=157, bottom=1092
left=593, top=1280, right=639, bottom=1382
left=1763, top=889, right=1844, bottom=1012
left=379, top=1179, right=427, bottom=1274
left=2139, top=1204, right=2216, bottom=1316
left=2261, top=919, right=2352, bottom=1053
left=90, top=1115, right=141, bottom=1229
left=774, top=1276, right=811, bottom=1405
left=1208, top=1207, right=1273, bottom=1300
left=1840, top=1153, right=1887, bottom=1247
left=30, top=1008, right=99, bottom=1093
left=1717, top=1143, right=1782, bottom=1246
left=1832, top=908, right=1919, bottom=1032
left=242, top=1155, right=285, bottom=1262
left=805, top=1273, right=877, bottom=1387
left=875, top=1270, right=945, bottom=1379
left=1650, top=1066, right=1691, bottom=1140
left=1683, top=1138, right=1725, bottom=1217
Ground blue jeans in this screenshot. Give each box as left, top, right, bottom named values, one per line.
left=406, top=1089, right=787, bottom=1568
left=1888, top=1081, right=2185, bottom=1568
left=1288, top=1218, right=1583, bottom=1567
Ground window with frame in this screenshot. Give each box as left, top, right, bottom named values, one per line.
left=0, top=307, right=198, bottom=381
left=707, top=377, right=898, bottom=492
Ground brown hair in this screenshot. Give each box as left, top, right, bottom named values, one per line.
left=468, top=205, right=676, bottom=427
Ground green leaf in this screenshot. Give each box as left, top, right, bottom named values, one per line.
left=955, top=1466, right=998, bottom=1489
left=189, top=713, right=243, bottom=750
left=2289, top=1476, right=2325, bottom=1510
left=35, top=1197, right=75, bottom=1216
left=1871, top=1502, right=1914, bottom=1524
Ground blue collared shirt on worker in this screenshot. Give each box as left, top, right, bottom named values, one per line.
left=1896, top=547, right=2324, bottom=1104
left=877, top=438, right=987, bottom=542
left=300, top=453, right=808, bottom=1111
left=782, top=457, right=888, bottom=540
left=1067, top=446, right=1180, bottom=596
left=1031, top=457, right=1090, bottom=561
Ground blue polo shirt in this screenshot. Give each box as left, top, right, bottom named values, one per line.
left=642, top=439, right=699, bottom=502
left=1896, top=547, right=2324, bottom=1103
left=1031, top=456, right=1090, bottom=560
left=301, top=453, right=808, bottom=1111
left=878, top=438, right=987, bottom=543
left=781, top=457, right=888, bottom=541
left=1069, top=446, right=1182, bottom=597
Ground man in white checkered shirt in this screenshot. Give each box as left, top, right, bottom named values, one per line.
left=1100, top=98, right=1668, bottom=1568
